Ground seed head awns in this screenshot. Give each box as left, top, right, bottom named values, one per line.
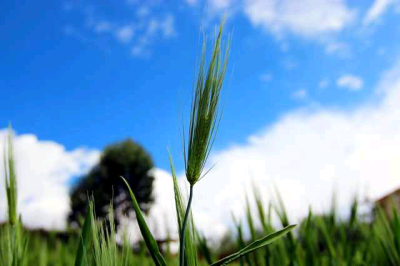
left=184, top=18, right=231, bottom=186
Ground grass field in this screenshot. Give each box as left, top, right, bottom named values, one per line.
left=1, top=177, right=399, bottom=266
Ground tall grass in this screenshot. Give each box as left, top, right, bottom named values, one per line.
left=0, top=126, right=28, bottom=266
left=90, top=200, right=131, bottom=266
left=221, top=186, right=400, bottom=266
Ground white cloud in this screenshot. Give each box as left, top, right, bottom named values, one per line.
left=130, top=27, right=153, bottom=57
left=325, top=41, right=351, bottom=57
left=160, top=14, right=177, bottom=38
left=145, top=15, right=177, bottom=38
left=337, top=75, right=364, bottom=91
left=0, top=132, right=100, bottom=229
left=173, top=59, right=400, bottom=234
left=121, top=14, right=177, bottom=57
left=363, top=0, right=396, bottom=26
left=244, top=0, right=356, bottom=39
left=188, top=0, right=355, bottom=54
left=116, top=26, right=135, bottom=43
left=260, top=73, right=272, bottom=82
left=291, top=89, right=308, bottom=100
left=130, top=15, right=176, bottom=57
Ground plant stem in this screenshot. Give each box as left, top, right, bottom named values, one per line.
left=180, top=184, right=194, bottom=266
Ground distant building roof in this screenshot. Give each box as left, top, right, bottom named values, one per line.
left=376, top=187, right=400, bottom=204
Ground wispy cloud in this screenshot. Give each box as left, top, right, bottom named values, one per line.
left=130, top=14, right=177, bottom=57
left=116, top=25, right=135, bottom=43
left=63, top=3, right=177, bottom=58
left=325, top=41, right=351, bottom=57
left=160, top=14, right=177, bottom=38
left=337, top=75, right=364, bottom=91
left=131, top=36, right=150, bottom=57
left=244, top=0, right=356, bottom=39
left=363, top=0, right=396, bottom=26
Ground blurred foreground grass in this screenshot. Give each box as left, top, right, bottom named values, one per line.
left=1, top=189, right=398, bottom=266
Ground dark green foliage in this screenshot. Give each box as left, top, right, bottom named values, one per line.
left=69, top=139, right=155, bottom=227
left=372, top=205, right=400, bottom=266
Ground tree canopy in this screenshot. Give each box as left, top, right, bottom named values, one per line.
left=68, top=139, right=155, bottom=227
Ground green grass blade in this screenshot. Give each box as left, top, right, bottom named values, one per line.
left=74, top=203, right=92, bottom=266
left=392, top=206, right=400, bottom=253
left=232, top=213, right=253, bottom=266
left=315, top=216, right=336, bottom=258
left=120, top=176, right=167, bottom=266
left=252, top=183, right=268, bottom=233
left=211, top=225, right=296, bottom=266
left=4, top=125, right=18, bottom=226
left=168, top=148, right=198, bottom=266
left=245, top=195, right=262, bottom=266
left=196, top=231, right=213, bottom=265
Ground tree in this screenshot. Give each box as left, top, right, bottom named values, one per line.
left=68, top=139, right=155, bottom=227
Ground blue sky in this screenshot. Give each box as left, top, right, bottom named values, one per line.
left=3, top=0, right=400, bottom=234
left=3, top=0, right=400, bottom=172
